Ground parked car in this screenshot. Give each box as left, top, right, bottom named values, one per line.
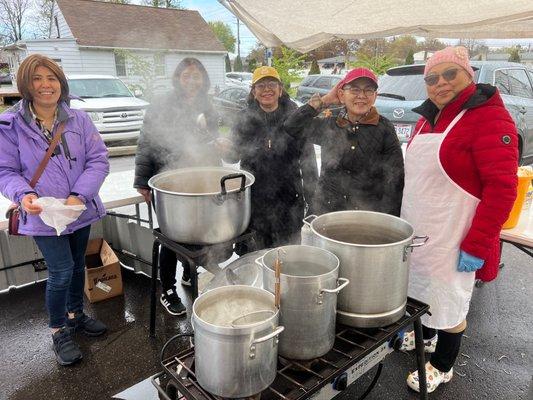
left=213, top=86, right=249, bottom=126
left=0, top=72, right=12, bottom=85
left=295, top=74, right=344, bottom=103
left=67, top=75, right=149, bottom=143
left=226, top=72, right=253, bottom=86
left=213, top=86, right=304, bottom=127
left=376, top=61, right=533, bottom=165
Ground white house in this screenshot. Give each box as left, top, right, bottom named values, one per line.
left=2, top=0, right=227, bottom=94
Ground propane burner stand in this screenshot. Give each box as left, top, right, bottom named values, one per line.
left=149, top=228, right=257, bottom=337
left=152, top=297, right=430, bottom=400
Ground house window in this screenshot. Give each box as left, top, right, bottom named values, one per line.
left=115, top=52, right=127, bottom=77
left=154, top=53, right=165, bottom=77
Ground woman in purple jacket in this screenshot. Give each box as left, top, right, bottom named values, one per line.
left=0, top=55, right=109, bottom=366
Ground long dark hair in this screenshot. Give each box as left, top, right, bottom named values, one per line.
left=171, top=57, right=210, bottom=98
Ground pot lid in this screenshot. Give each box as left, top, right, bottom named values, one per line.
left=203, top=249, right=270, bottom=293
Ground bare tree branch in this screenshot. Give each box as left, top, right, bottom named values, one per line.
left=0, top=0, right=32, bottom=43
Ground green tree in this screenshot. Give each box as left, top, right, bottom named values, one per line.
left=309, top=59, right=320, bottom=75
left=234, top=55, right=243, bottom=72
left=389, top=35, right=418, bottom=60
left=405, top=49, right=414, bottom=65
left=208, top=21, right=235, bottom=53
left=247, top=58, right=258, bottom=72
left=272, top=46, right=306, bottom=91
left=225, top=54, right=231, bottom=72
left=350, top=53, right=396, bottom=76
left=508, top=47, right=521, bottom=62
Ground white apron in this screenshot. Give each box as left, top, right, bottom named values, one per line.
left=401, top=110, right=480, bottom=329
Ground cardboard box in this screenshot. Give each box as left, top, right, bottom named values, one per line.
left=84, top=238, right=123, bottom=303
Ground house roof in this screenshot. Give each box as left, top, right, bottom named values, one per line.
left=55, top=0, right=226, bottom=52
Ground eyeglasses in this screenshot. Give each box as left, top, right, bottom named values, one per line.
left=424, top=68, right=461, bottom=86
left=254, top=81, right=279, bottom=91
left=341, top=87, right=376, bottom=96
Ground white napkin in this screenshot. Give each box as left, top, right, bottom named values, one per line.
left=35, top=197, right=86, bottom=235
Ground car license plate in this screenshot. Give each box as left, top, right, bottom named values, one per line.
left=394, top=124, right=412, bottom=138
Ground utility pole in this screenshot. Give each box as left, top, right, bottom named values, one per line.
left=236, top=17, right=241, bottom=59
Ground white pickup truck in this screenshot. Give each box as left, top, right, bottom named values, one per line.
left=67, top=75, right=149, bottom=143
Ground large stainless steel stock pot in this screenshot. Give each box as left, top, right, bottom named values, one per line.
left=303, top=211, right=427, bottom=328
left=259, top=245, right=348, bottom=360
left=192, top=285, right=283, bottom=398
left=148, top=167, right=254, bottom=244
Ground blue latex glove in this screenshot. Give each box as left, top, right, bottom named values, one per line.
left=457, top=250, right=484, bottom=272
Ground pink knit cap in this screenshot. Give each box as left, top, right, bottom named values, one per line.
left=424, top=46, right=475, bottom=78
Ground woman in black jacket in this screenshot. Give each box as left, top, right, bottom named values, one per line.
left=134, top=58, right=225, bottom=316
left=284, top=67, right=404, bottom=216
left=229, top=66, right=318, bottom=252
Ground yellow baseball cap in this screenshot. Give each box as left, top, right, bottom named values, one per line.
left=252, top=66, right=280, bottom=84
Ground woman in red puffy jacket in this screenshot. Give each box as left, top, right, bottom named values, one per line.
left=399, top=46, right=518, bottom=393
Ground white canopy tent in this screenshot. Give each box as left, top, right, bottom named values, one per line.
left=219, top=0, right=533, bottom=53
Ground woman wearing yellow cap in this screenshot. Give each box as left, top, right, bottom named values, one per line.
left=227, top=66, right=318, bottom=251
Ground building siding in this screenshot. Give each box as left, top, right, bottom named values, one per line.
left=25, top=40, right=83, bottom=74
left=79, top=49, right=116, bottom=75
left=51, top=5, right=74, bottom=39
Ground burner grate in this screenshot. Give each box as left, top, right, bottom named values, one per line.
left=153, top=298, right=430, bottom=400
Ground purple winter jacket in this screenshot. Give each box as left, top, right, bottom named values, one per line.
left=0, top=100, right=109, bottom=236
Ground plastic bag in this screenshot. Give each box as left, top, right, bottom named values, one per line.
left=34, top=197, right=86, bottom=236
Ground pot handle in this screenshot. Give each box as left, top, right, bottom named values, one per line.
left=408, top=235, right=429, bottom=248
left=251, top=326, right=285, bottom=345
left=220, top=173, right=246, bottom=196
left=320, top=277, right=350, bottom=294
left=302, top=214, right=317, bottom=226
left=403, top=235, right=429, bottom=261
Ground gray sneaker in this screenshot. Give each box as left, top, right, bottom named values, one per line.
left=52, top=327, right=82, bottom=366
left=66, top=312, right=107, bottom=337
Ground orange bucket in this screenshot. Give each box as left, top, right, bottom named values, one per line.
left=502, top=167, right=533, bottom=229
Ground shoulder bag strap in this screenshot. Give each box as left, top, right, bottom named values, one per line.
left=29, top=121, right=66, bottom=188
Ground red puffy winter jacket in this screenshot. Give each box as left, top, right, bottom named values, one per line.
left=410, top=83, right=518, bottom=282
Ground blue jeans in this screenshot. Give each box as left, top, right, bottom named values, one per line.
left=34, top=226, right=91, bottom=328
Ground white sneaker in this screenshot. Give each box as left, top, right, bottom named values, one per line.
left=400, top=330, right=437, bottom=353
left=407, top=362, right=453, bottom=393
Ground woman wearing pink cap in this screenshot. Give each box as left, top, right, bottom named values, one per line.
left=400, top=46, right=518, bottom=393
left=284, top=67, right=404, bottom=216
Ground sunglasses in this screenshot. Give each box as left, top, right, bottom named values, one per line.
left=254, top=81, right=279, bottom=91
left=424, top=68, right=461, bottom=86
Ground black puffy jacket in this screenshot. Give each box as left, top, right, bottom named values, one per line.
left=231, top=97, right=318, bottom=248
left=134, top=90, right=220, bottom=189
left=284, top=105, right=404, bottom=216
